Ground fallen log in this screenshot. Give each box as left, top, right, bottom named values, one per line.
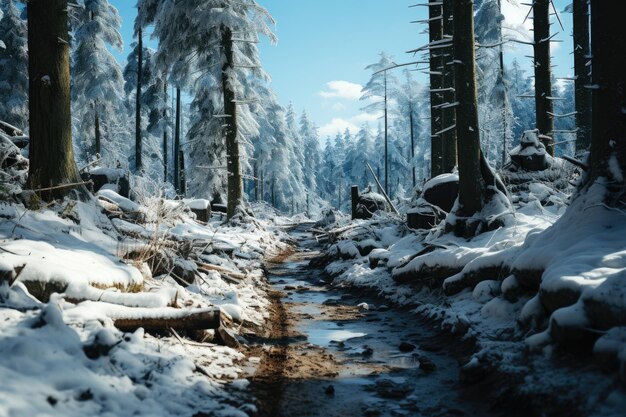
left=113, top=308, right=221, bottom=332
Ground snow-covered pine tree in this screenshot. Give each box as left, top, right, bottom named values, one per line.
left=361, top=52, right=398, bottom=195
left=71, top=0, right=126, bottom=166
left=392, top=69, right=423, bottom=188
left=300, top=111, right=321, bottom=197
left=475, top=0, right=513, bottom=167
left=142, top=0, right=275, bottom=217
left=505, top=59, right=535, bottom=143
left=346, top=125, right=375, bottom=191
left=0, top=0, right=28, bottom=130
left=319, top=136, right=336, bottom=202
left=331, top=131, right=347, bottom=209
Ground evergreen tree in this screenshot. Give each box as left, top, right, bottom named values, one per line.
left=346, top=125, right=374, bottom=191
left=142, top=0, right=275, bottom=217
left=71, top=0, right=125, bottom=164
left=300, top=111, right=321, bottom=196
left=0, top=0, right=28, bottom=130
left=318, top=136, right=337, bottom=202
left=361, top=52, right=398, bottom=195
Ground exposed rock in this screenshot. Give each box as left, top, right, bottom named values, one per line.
left=355, top=191, right=389, bottom=220
left=509, top=130, right=553, bottom=172
left=374, top=378, right=412, bottom=399
left=422, top=173, right=459, bottom=213
left=398, top=342, right=416, bottom=352
left=357, top=239, right=381, bottom=257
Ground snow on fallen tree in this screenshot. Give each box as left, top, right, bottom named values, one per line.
left=66, top=301, right=221, bottom=332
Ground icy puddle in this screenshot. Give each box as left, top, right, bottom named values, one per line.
left=250, top=228, right=522, bottom=417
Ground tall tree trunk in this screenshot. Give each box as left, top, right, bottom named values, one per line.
left=384, top=72, right=389, bottom=196
left=409, top=102, right=416, bottom=188
left=163, top=81, right=168, bottom=181
left=587, top=2, right=626, bottom=192
left=221, top=26, right=243, bottom=219
left=27, top=0, right=83, bottom=201
left=135, top=25, right=143, bottom=171
left=498, top=0, right=509, bottom=167
left=453, top=0, right=483, bottom=217
left=573, top=0, right=592, bottom=153
left=533, top=0, right=554, bottom=154
left=174, top=87, right=181, bottom=194
left=429, top=2, right=444, bottom=178
left=441, top=0, right=457, bottom=173
left=94, top=105, right=101, bottom=156
left=253, top=161, right=259, bottom=201
left=179, top=149, right=186, bottom=197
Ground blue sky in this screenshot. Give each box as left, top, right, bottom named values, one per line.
left=110, top=0, right=573, bottom=139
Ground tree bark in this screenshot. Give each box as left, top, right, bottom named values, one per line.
left=453, top=0, right=483, bottom=217
left=498, top=0, right=509, bottom=167
left=441, top=0, right=457, bottom=174
left=429, top=2, right=444, bottom=178
left=27, top=0, right=84, bottom=201
left=94, top=106, right=101, bottom=155
left=384, top=72, right=389, bottom=196
left=533, top=0, right=554, bottom=154
left=179, top=149, right=186, bottom=197
left=573, top=0, right=592, bottom=153
left=135, top=25, right=143, bottom=171
left=174, top=87, right=181, bottom=194
left=221, top=26, right=243, bottom=219
left=163, top=81, right=168, bottom=181
left=587, top=2, right=626, bottom=191
left=409, top=102, right=416, bottom=188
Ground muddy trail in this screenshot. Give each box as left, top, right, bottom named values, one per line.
left=246, top=224, right=525, bottom=417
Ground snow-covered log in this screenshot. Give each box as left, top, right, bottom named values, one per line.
left=112, top=307, right=221, bottom=332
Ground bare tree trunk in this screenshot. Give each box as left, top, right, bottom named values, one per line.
left=221, top=26, right=243, bottom=219
left=573, top=0, right=592, bottom=153
left=27, top=0, right=84, bottom=201
left=533, top=0, right=554, bottom=154
left=174, top=87, right=181, bottom=194
left=441, top=0, right=457, bottom=174
left=498, top=0, right=509, bottom=167
left=587, top=2, right=626, bottom=192
left=135, top=25, right=143, bottom=171
left=253, top=161, right=259, bottom=201
left=429, top=2, right=444, bottom=178
left=409, top=102, right=416, bottom=188
left=179, top=149, right=186, bottom=197
left=453, top=0, right=483, bottom=217
left=384, top=72, right=389, bottom=196
left=163, top=81, right=168, bottom=181
left=94, top=105, right=101, bottom=155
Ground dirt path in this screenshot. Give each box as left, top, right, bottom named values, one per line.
left=245, top=227, right=526, bottom=417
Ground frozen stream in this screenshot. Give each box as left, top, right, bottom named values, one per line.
left=249, top=225, right=521, bottom=417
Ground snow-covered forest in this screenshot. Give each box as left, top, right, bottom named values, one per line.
left=0, top=0, right=624, bottom=416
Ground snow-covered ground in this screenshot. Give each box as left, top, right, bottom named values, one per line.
left=317, top=178, right=626, bottom=416
left=0, top=188, right=295, bottom=416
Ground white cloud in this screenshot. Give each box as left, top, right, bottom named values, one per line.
left=319, top=118, right=359, bottom=137
left=318, top=111, right=382, bottom=137
left=331, top=102, right=346, bottom=111
left=318, top=80, right=363, bottom=101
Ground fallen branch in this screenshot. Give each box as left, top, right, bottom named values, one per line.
left=25, top=180, right=92, bottom=194
left=196, top=262, right=246, bottom=280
